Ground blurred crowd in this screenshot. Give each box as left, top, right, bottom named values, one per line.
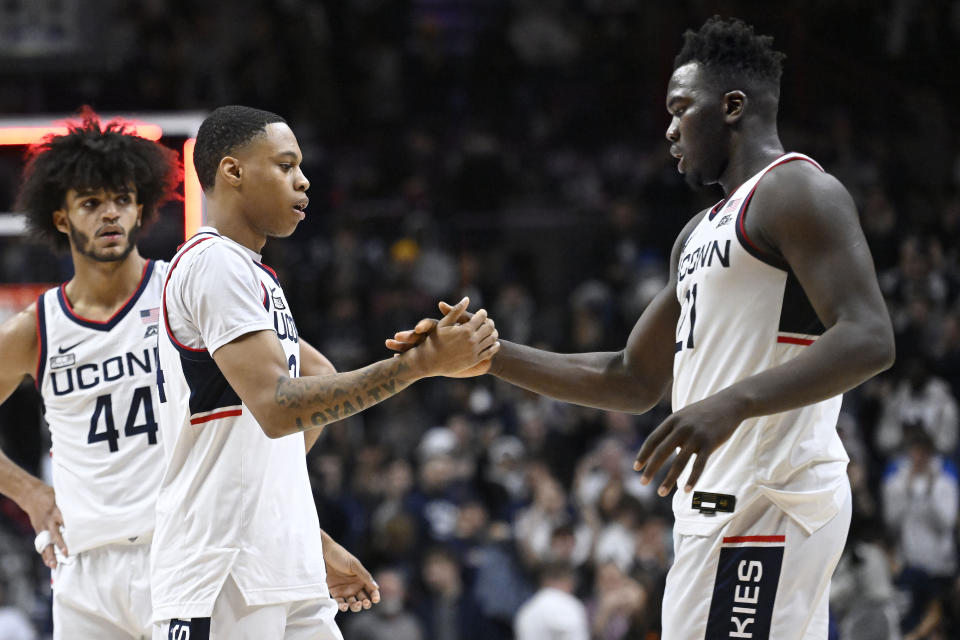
left=1, top=1, right=959, bottom=639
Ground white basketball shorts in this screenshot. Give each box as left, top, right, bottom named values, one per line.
left=152, top=575, right=343, bottom=640
left=662, top=486, right=852, bottom=639
left=53, top=540, right=153, bottom=639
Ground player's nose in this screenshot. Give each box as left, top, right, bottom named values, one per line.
left=294, top=167, right=309, bottom=192
left=665, top=118, right=680, bottom=142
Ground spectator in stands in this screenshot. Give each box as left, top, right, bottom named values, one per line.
left=882, top=430, right=958, bottom=589
left=514, top=561, right=589, bottom=640
left=415, top=546, right=491, bottom=640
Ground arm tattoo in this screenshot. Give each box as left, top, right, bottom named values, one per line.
left=274, top=357, right=415, bottom=432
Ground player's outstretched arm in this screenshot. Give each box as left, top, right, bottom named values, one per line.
left=321, top=529, right=381, bottom=612
left=212, top=298, right=499, bottom=439
left=0, top=304, right=68, bottom=567
left=387, top=217, right=699, bottom=413
left=635, top=165, right=895, bottom=496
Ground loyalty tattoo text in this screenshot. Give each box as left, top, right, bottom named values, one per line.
left=274, top=359, right=413, bottom=431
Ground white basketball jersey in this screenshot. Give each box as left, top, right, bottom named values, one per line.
left=36, top=259, right=168, bottom=554
left=151, top=229, right=328, bottom=621
left=671, top=153, right=849, bottom=536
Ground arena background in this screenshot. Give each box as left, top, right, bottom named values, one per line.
left=0, top=1, right=958, bottom=638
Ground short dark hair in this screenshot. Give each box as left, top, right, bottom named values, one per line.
left=15, top=107, right=181, bottom=250
left=193, top=105, right=286, bottom=191
left=674, top=16, right=785, bottom=93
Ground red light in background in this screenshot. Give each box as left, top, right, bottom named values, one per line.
left=0, top=124, right=163, bottom=145
left=0, top=123, right=200, bottom=240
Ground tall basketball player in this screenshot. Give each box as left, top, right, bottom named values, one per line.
left=0, top=112, right=383, bottom=640
left=389, top=17, right=895, bottom=639
left=151, top=105, right=498, bottom=639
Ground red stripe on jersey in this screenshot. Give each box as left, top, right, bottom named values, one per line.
left=260, top=263, right=278, bottom=280
left=777, top=336, right=814, bottom=346
left=737, top=154, right=824, bottom=262
left=190, top=409, right=243, bottom=425
left=163, top=237, right=215, bottom=353
left=722, top=535, right=786, bottom=544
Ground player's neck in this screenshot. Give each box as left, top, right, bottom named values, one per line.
left=204, top=201, right=267, bottom=254
left=64, top=251, right=147, bottom=318
left=719, top=133, right=785, bottom=196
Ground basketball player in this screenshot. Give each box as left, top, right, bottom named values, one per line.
left=388, top=17, right=895, bottom=639
left=0, top=113, right=178, bottom=638
left=0, top=113, right=382, bottom=639
left=151, top=105, right=498, bottom=640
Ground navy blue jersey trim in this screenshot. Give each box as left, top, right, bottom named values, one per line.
left=57, top=260, right=156, bottom=331
left=253, top=261, right=280, bottom=286
left=734, top=155, right=824, bottom=272
left=35, top=293, right=48, bottom=389
left=168, top=618, right=210, bottom=640
left=778, top=269, right=825, bottom=336
left=707, top=199, right=726, bottom=221
left=178, top=348, right=243, bottom=416
left=705, top=543, right=784, bottom=639
left=734, top=192, right=789, bottom=271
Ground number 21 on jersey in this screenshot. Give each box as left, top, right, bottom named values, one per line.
left=676, top=283, right=698, bottom=353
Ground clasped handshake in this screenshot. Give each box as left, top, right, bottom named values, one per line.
left=386, top=297, right=498, bottom=378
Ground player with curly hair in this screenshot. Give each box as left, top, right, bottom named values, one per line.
left=0, top=110, right=382, bottom=639
left=0, top=109, right=179, bottom=638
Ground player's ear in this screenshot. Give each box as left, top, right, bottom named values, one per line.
left=219, top=156, right=242, bottom=187
left=723, top=91, right=747, bottom=123
left=52, top=208, right=69, bottom=235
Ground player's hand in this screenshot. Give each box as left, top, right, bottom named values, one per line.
left=400, top=298, right=499, bottom=378
left=24, top=483, right=68, bottom=568
left=323, top=539, right=380, bottom=612
left=386, top=317, right=436, bottom=354
left=387, top=301, right=495, bottom=377
left=633, top=393, right=747, bottom=496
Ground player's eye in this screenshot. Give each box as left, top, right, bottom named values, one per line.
left=116, top=194, right=132, bottom=205
left=279, top=163, right=293, bottom=172
left=81, top=198, right=99, bottom=209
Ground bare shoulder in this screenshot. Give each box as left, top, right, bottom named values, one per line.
left=0, top=302, right=40, bottom=378
left=750, top=161, right=859, bottom=250
left=754, top=161, right=856, bottom=221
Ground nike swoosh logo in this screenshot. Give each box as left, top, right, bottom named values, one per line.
left=58, top=339, right=88, bottom=354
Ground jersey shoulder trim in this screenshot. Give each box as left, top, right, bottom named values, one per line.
left=735, top=154, right=824, bottom=271
left=35, top=293, right=47, bottom=388
left=163, top=236, right=217, bottom=354
left=254, top=261, right=280, bottom=286
left=56, top=260, right=156, bottom=331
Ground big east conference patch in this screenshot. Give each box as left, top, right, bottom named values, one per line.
left=705, top=535, right=784, bottom=639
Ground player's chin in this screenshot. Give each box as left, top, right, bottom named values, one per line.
left=270, top=217, right=302, bottom=238
left=90, top=246, right=132, bottom=262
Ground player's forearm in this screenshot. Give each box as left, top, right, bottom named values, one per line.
left=0, top=448, right=46, bottom=506
left=719, top=318, right=895, bottom=420
left=263, top=354, right=420, bottom=438
left=490, top=340, right=664, bottom=413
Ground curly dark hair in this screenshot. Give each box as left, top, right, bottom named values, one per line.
left=15, top=107, right=181, bottom=250
left=193, top=105, right=286, bottom=191
left=674, top=16, right=785, bottom=93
